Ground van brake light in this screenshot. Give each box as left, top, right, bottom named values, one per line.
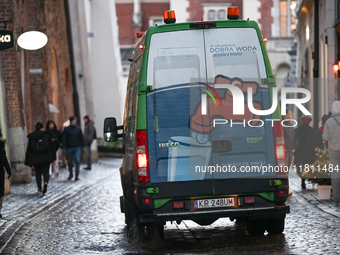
left=190, top=22, right=216, bottom=29
left=136, top=130, right=149, bottom=182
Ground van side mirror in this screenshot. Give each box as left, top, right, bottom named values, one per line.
left=103, top=117, right=123, bottom=142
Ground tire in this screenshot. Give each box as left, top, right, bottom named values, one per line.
left=266, top=218, right=285, bottom=235
left=146, top=224, right=164, bottom=241
left=127, top=225, right=143, bottom=242
left=123, top=171, right=141, bottom=241
left=246, top=220, right=266, bottom=236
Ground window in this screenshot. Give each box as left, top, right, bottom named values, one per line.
left=208, top=10, right=215, bottom=20
left=201, top=2, right=231, bottom=21
left=218, top=10, right=226, bottom=20
left=280, top=0, right=297, bottom=36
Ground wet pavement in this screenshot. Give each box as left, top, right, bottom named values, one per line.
left=0, top=158, right=340, bottom=254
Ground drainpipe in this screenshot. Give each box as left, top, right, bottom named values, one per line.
left=313, top=0, right=319, bottom=129
left=133, top=0, right=142, bottom=27
left=64, top=0, right=81, bottom=124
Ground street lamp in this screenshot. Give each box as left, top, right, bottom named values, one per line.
left=333, top=62, right=340, bottom=74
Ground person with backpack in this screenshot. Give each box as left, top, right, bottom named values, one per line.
left=294, top=115, right=316, bottom=189
left=83, top=115, right=96, bottom=170
left=25, top=122, right=55, bottom=194
left=62, top=116, right=85, bottom=181
left=46, top=120, right=62, bottom=178
left=323, top=101, right=340, bottom=204
left=0, top=129, right=11, bottom=218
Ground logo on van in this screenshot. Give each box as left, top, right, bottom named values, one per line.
left=190, top=75, right=312, bottom=133
left=246, top=137, right=263, bottom=144
left=190, top=76, right=262, bottom=133
left=159, top=142, right=180, bottom=148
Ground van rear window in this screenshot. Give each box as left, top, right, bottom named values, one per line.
left=147, top=28, right=267, bottom=89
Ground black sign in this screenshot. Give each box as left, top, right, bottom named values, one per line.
left=0, top=30, right=14, bottom=51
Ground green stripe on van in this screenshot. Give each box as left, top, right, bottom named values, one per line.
left=154, top=198, right=172, bottom=209
left=257, top=192, right=275, bottom=201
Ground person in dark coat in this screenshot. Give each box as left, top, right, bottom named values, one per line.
left=312, top=114, right=330, bottom=150
left=294, top=115, right=316, bottom=189
left=83, top=115, right=95, bottom=170
left=46, top=120, right=62, bottom=178
left=62, top=116, right=85, bottom=181
left=283, top=109, right=296, bottom=168
left=25, top=122, right=55, bottom=194
left=0, top=129, right=11, bottom=218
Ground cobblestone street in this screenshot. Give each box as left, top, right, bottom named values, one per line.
left=0, top=158, right=340, bottom=254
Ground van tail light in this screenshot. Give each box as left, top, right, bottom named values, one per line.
left=136, top=130, right=149, bottom=182
left=273, top=122, right=286, bottom=169
left=244, top=197, right=255, bottom=204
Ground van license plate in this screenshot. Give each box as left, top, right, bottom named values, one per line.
left=194, top=198, right=235, bottom=209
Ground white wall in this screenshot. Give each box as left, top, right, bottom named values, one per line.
left=170, top=0, right=189, bottom=22
left=89, top=0, right=125, bottom=131
left=243, top=0, right=261, bottom=24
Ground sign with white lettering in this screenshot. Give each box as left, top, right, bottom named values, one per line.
left=0, top=30, right=14, bottom=51
left=17, top=31, right=48, bottom=50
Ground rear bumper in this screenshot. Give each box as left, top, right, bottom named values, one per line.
left=139, top=205, right=290, bottom=223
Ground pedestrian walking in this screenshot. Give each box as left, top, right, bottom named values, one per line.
left=283, top=109, right=296, bottom=168
left=25, top=122, right=55, bottom=194
left=83, top=115, right=95, bottom=170
left=294, top=115, right=316, bottom=189
left=46, top=120, right=62, bottom=178
left=62, top=116, right=85, bottom=181
left=323, top=101, right=340, bottom=204
left=0, top=129, right=11, bottom=217
left=312, top=114, right=330, bottom=150
left=283, top=109, right=295, bottom=196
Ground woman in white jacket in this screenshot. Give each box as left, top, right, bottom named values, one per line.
left=323, top=101, right=340, bottom=203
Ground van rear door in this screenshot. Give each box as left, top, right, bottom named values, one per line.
left=202, top=28, right=277, bottom=194
left=146, top=26, right=277, bottom=199
left=146, top=30, right=214, bottom=196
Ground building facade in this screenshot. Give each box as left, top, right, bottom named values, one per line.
left=0, top=0, right=75, bottom=184
left=296, top=0, right=338, bottom=126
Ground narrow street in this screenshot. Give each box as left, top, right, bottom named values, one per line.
left=0, top=158, right=340, bottom=254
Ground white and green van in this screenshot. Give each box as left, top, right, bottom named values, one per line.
left=104, top=8, right=289, bottom=240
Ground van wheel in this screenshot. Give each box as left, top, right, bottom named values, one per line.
left=266, top=218, right=285, bottom=235
left=246, top=220, right=266, bottom=236
left=127, top=225, right=143, bottom=242
left=146, top=224, right=164, bottom=241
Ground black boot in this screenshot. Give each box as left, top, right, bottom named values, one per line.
left=75, top=172, right=79, bottom=181
left=67, top=172, right=73, bottom=180
left=43, top=182, right=48, bottom=194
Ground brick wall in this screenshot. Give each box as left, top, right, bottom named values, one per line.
left=23, top=0, right=73, bottom=133
left=116, top=2, right=170, bottom=46
left=0, top=0, right=75, bottom=183
left=0, top=0, right=25, bottom=129
left=258, top=0, right=273, bottom=38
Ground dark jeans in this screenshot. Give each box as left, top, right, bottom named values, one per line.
left=66, top=147, right=81, bottom=174
left=86, top=145, right=91, bottom=168
left=34, top=163, right=50, bottom=190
